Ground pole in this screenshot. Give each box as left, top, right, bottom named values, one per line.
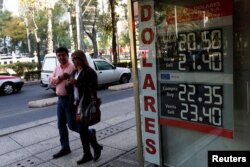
left=128, top=0, right=144, bottom=166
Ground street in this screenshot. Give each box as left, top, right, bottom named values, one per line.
left=0, top=83, right=134, bottom=130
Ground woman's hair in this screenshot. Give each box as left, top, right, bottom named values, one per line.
left=72, top=50, right=89, bottom=66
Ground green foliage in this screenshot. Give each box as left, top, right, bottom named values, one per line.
left=81, top=0, right=99, bottom=55
left=0, top=62, right=38, bottom=77
left=119, top=31, right=130, bottom=48
left=1, top=0, right=129, bottom=58
left=24, top=70, right=41, bottom=81
left=97, top=12, right=112, bottom=36
left=0, top=11, right=13, bottom=52
left=97, top=12, right=112, bottom=50
left=52, top=2, right=71, bottom=49
left=2, top=17, right=27, bottom=52
left=34, top=10, right=48, bottom=45
left=0, top=11, right=12, bottom=37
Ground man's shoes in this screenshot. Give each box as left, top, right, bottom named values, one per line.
left=93, top=145, right=103, bottom=161
left=77, top=154, right=93, bottom=165
left=53, top=149, right=71, bottom=159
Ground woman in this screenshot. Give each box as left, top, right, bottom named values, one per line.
left=66, top=50, right=103, bottom=165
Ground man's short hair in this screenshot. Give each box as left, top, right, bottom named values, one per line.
left=56, top=47, right=69, bottom=56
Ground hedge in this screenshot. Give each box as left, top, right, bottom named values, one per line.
left=0, top=62, right=40, bottom=80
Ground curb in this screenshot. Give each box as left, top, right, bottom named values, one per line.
left=108, top=82, right=133, bottom=90
left=24, top=80, right=40, bottom=86
left=0, top=116, right=57, bottom=137
left=27, top=83, right=133, bottom=108
left=28, top=97, right=57, bottom=108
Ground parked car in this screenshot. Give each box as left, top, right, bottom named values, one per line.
left=93, top=58, right=131, bottom=84
left=40, top=53, right=131, bottom=89
left=0, top=75, right=24, bottom=95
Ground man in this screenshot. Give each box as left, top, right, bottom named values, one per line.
left=49, top=47, right=76, bottom=158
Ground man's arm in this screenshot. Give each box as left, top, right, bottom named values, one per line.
left=49, top=67, right=60, bottom=86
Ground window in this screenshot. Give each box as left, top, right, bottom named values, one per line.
left=94, top=60, right=114, bottom=70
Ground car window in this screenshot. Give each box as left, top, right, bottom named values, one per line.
left=94, top=60, right=114, bottom=70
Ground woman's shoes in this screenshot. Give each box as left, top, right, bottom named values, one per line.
left=93, top=145, right=103, bottom=161
left=76, top=146, right=102, bottom=165
left=77, top=154, right=93, bottom=165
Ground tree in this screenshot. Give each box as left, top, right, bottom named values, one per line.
left=119, top=31, right=129, bottom=48
left=2, top=17, right=27, bottom=52
left=19, top=0, right=40, bottom=45
left=81, top=0, right=99, bottom=56
left=52, top=2, right=71, bottom=49
left=96, top=12, right=112, bottom=54
left=0, top=11, right=28, bottom=53
left=109, top=0, right=118, bottom=63
left=60, top=0, right=76, bottom=51
left=0, top=11, right=12, bottom=53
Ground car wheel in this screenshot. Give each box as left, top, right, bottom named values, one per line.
left=1, top=82, right=15, bottom=95
left=120, top=74, right=129, bottom=84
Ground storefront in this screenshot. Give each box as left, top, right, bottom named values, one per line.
left=128, top=0, right=250, bottom=166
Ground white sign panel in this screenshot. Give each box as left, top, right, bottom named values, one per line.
left=139, top=0, right=160, bottom=165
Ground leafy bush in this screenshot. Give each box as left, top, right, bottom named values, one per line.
left=0, top=62, right=38, bottom=77
left=24, top=71, right=41, bottom=81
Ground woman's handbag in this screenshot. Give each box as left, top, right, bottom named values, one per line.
left=76, top=96, right=101, bottom=126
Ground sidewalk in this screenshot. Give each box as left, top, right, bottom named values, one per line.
left=0, top=97, right=152, bottom=167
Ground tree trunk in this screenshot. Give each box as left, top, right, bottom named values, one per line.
left=109, top=0, right=117, bottom=64
left=92, top=30, right=98, bottom=57
left=47, top=7, right=53, bottom=53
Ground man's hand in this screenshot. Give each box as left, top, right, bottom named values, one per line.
left=66, top=78, right=77, bottom=85
left=58, top=73, right=70, bottom=80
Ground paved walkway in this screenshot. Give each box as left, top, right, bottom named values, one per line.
left=0, top=97, right=152, bottom=167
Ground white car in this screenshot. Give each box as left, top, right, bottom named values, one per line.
left=0, top=75, right=24, bottom=95
left=40, top=53, right=131, bottom=89
left=92, top=58, right=131, bottom=84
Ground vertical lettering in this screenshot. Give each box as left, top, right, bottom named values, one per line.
left=141, top=5, right=152, bottom=21
left=145, top=117, right=156, bottom=134
left=146, top=139, right=156, bottom=154
left=142, top=51, right=152, bottom=67
left=141, top=28, right=154, bottom=44
left=144, top=96, right=156, bottom=112
left=143, top=74, right=156, bottom=90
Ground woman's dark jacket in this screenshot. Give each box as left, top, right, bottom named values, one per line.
left=66, top=66, right=98, bottom=112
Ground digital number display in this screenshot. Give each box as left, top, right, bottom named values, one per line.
left=160, top=83, right=223, bottom=127
left=158, top=29, right=223, bottom=72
